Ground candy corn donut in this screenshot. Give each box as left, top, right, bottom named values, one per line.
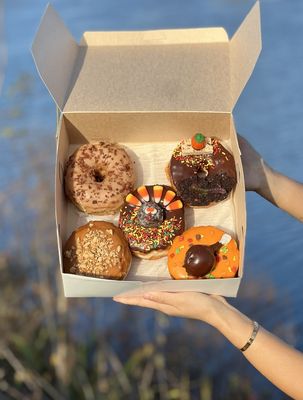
left=167, top=226, right=239, bottom=279
left=119, top=185, right=185, bottom=259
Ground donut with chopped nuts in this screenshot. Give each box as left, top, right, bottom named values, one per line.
left=63, top=221, right=131, bottom=280
left=167, top=134, right=237, bottom=207
left=64, top=142, right=135, bottom=215
left=119, top=185, right=185, bottom=260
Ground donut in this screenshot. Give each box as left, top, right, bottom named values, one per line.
left=64, top=142, right=135, bottom=215
left=167, top=226, right=239, bottom=279
left=119, top=185, right=185, bottom=259
left=167, top=134, right=237, bottom=206
left=63, top=221, right=131, bottom=280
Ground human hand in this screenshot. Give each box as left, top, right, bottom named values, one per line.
left=113, top=291, right=229, bottom=328
left=237, top=134, right=270, bottom=193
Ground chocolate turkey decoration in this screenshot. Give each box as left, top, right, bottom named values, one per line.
left=125, top=185, right=183, bottom=214
left=137, top=202, right=164, bottom=228
left=119, top=185, right=185, bottom=258
left=183, top=235, right=234, bottom=277
left=184, top=244, right=215, bottom=277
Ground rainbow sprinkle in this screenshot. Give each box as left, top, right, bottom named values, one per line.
left=119, top=207, right=183, bottom=252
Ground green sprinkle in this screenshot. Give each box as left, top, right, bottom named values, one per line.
left=195, top=133, right=205, bottom=143
left=220, top=246, right=228, bottom=254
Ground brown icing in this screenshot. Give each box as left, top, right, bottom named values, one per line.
left=63, top=221, right=132, bottom=280
left=169, top=139, right=237, bottom=206
left=119, top=185, right=185, bottom=254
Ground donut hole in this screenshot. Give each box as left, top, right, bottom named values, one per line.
left=93, top=170, right=104, bottom=183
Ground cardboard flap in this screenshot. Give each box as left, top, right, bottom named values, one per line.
left=32, top=4, right=79, bottom=111
left=81, top=27, right=228, bottom=46
left=64, top=28, right=231, bottom=113
left=230, top=2, right=262, bottom=109
left=33, top=3, right=261, bottom=113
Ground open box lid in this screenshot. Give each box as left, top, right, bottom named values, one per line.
left=32, top=2, right=261, bottom=113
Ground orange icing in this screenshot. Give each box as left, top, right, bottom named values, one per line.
left=167, top=226, right=239, bottom=279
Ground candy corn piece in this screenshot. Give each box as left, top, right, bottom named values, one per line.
left=126, top=193, right=141, bottom=207
left=153, top=185, right=163, bottom=203
left=162, top=190, right=176, bottom=206
left=166, top=200, right=183, bottom=211
left=137, top=186, right=150, bottom=202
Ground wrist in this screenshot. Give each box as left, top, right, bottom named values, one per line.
left=203, top=295, right=231, bottom=329
left=256, top=160, right=275, bottom=198
left=209, top=300, right=254, bottom=349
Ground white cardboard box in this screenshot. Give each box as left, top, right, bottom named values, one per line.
left=32, top=2, right=261, bottom=297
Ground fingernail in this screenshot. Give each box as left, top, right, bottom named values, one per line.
left=143, top=292, right=153, bottom=300
left=113, top=297, right=125, bottom=303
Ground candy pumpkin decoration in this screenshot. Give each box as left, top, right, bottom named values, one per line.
left=191, top=133, right=206, bottom=150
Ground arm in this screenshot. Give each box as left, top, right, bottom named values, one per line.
left=215, top=297, right=303, bottom=400
left=113, top=292, right=303, bottom=399
left=238, top=135, right=303, bottom=222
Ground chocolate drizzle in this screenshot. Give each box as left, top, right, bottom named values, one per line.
left=169, top=139, right=237, bottom=206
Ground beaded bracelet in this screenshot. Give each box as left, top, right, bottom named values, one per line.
left=240, top=321, right=260, bottom=352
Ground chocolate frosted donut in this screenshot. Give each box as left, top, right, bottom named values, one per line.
left=63, top=221, right=131, bottom=280
left=168, top=134, right=237, bottom=206
left=64, top=142, right=135, bottom=215
left=119, top=185, right=185, bottom=260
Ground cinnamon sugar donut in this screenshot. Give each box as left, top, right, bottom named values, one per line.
left=63, top=221, right=131, bottom=280
left=168, top=226, right=239, bottom=279
left=64, top=142, right=135, bottom=215
left=119, top=185, right=185, bottom=260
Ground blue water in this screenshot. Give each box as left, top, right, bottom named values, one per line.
left=1, top=0, right=303, bottom=397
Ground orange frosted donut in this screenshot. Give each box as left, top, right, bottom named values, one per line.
left=167, top=226, right=239, bottom=279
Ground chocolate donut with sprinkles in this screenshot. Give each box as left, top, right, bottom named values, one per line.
left=167, top=134, right=237, bottom=207
left=119, top=185, right=185, bottom=260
